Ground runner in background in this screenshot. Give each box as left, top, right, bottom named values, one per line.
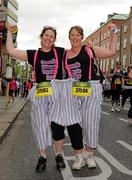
left=110, top=61, right=123, bottom=112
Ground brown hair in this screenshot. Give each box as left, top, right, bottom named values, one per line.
left=127, top=64, right=132, bottom=72
left=69, top=25, right=84, bottom=39
left=40, top=26, right=57, bottom=40
left=115, top=61, right=121, bottom=65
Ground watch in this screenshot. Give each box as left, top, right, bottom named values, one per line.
left=111, top=27, right=120, bottom=34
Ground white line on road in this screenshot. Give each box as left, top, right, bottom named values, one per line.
left=61, top=155, right=112, bottom=180
left=117, top=140, right=132, bottom=152
left=64, top=129, right=69, bottom=137
left=118, top=118, right=128, bottom=122
left=101, top=111, right=110, bottom=115
left=98, top=144, right=132, bottom=175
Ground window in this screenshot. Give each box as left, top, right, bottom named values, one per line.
left=106, top=59, right=109, bottom=72
left=122, top=54, right=126, bottom=68
left=94, top=38, right=97, bottom=45
left=107, top=31, right=110, bottom=37
left=116, top=57, right=119, bottom=61
left=123, top=25, right=127, bottom=33
left=98, top=37, right=100, bottom=43
left=111, top=59, right=114, bottom=69
left=123, top=38, right=127, bottom=48
left=4, top=0, right=8, bottom=7
left=107, top=42, right=109, bottom=48
left=103, top=61, right=106, bottom=72
left=8, top=1, right=17, bottom=15
left=117, top=42, right=120, bottom=51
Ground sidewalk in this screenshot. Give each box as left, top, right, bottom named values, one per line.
left=0, top=95, right=27, bottom=145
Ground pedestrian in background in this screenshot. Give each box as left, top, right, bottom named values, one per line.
left=121, top=65, right=132, bottom=114
left=1, top=76, right=7, bottom=96
left=110, top=61, right=123, bottom=112
left=8, top=77, right=17, bottom=103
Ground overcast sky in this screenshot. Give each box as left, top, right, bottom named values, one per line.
left=17, top=0, right=131, bottom=49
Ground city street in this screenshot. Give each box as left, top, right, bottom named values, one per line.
left=0, top=101, right=132, bottom=180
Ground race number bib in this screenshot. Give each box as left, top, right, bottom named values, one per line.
left=115, top=78, right=121, bottom=84
left=35, top=82, right=53, bottom=96
left=126, top=80, right=132, bottom=85
left=72, top=81, right=92, bottom=96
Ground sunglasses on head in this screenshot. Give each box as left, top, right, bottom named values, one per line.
left=43, top=26, right=56, bottom=31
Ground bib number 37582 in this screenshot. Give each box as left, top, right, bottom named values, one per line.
left=35, top=82, right=53, bottom=96
left=72, top=81, right=92, bottom=96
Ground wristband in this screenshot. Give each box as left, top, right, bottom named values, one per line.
left=111, top=27, right=119, bottom=34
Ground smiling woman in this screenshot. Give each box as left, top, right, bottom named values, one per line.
left=6, top=23, right=65, bottom=173
left=62, top=23, right=118, bottom=170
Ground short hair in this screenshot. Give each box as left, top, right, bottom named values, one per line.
left=127, top=64, right=132, bottom=72
left=40, top=26, right=57, bottom=40
left=69, top=25, right=84, bottom=39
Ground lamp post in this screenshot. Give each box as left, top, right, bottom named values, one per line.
left=0, top=21, right=5, bottom=77
left=5, top=55, right=13, bottom=110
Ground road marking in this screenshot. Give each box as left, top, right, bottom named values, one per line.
left=118, top=118, right=128, bottom=122
left=101, top=111, right=110, bottom=115
left=64, top=129, right=69, bottom=137
left=64, top=143, right=71, bottom=146
left=61, top=155, right=112, bottom=180
left=98, top=144, right=132, bottom=175
left=123, top=107, right=129, bottom=110
left=117, top=141, right=132, bottom=152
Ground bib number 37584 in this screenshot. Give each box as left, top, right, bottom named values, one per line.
left=72, top=81, right=92, bottom=96
left=35, top=82, right=53, bottom=96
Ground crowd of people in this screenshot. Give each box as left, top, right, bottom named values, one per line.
left=102, top=61, right=132, bottom=115
left=5, top=22, right=123, bottom=173
left=0, top=76, right=33, bottom=102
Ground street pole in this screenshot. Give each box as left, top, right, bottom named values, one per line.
left=5, top=55, right=13, bottom=110
left=0, top=32, right=2, bottom=78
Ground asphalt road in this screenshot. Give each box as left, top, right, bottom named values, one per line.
left=0, top=101, right=132, bottom=180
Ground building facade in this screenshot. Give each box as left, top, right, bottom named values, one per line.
left=88, top=7, right=132, bottom=72
left=0, top=0, right=18, bottom=77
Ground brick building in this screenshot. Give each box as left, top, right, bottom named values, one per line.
left=0, top=0, right=18, bottom=77
left=88, top=6, right=132, bottom=72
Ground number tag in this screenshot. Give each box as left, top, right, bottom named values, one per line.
left=72, top=81, right=92, bottom=96
left=126, top=80, right=132, bottom=85
left=35, top=82, right=53, bottom=96
left=115, top=78, right=121, bottom=84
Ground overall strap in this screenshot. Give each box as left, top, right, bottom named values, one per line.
left=65, top=50, right=72, bottom=78
left=33, top=51, right=38, bottom=82
left=53, top=48, right=59, bottom=79
left=85, top=46, right=92, bottom=81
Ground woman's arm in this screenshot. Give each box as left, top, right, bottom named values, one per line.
left=6, top=24, right=28, bottom=61
left=87, top=24, right=118, bottom=59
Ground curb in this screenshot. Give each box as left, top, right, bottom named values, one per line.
left=0, top=100, right=28, bottom=145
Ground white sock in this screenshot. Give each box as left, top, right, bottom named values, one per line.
left=87, top=152, right=94, bottom=158
left=41, top=154, right=46, bottom=158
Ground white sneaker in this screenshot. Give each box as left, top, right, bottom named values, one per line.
left=115, top=107, right=120, bottom=112
left=127, top=118, right=132, bottom=124
left=72, top=154, right=86, bottom=170
left=111, top=107, right=115, bottom=112
left=86, top=155, right=97, bottom=168
left=120, top=106, right=124, bottom=111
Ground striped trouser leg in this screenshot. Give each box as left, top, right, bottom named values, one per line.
left=30, top=102, right=52, bottom=150
left=81, top=82, right=103, bottom=148
left=49, top=79, right=81, bottom=126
